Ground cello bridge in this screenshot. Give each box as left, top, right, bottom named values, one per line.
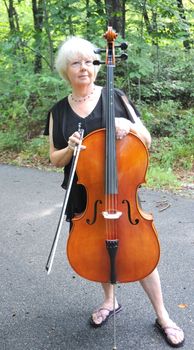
left=102, top=211, right=122, bottom=219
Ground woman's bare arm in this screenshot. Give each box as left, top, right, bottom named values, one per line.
left=115, top=97, right=151, bottom=148
left=49, top=114, right=74, bottom=168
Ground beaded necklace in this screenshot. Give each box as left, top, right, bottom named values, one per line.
left=70, top=87, right=95, bottom=103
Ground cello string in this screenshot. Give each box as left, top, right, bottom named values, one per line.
left=105, top=194, right=110, bottom=241
left=112, top=283, right=117, bottom=350
left=113, top=193, right=118, bottom=240
left=113, top=194, right=115, bottom=240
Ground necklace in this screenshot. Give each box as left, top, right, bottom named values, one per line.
left=71, top=87, right=95, bottom=103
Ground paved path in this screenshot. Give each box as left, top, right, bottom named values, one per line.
left=0, top=164, right=194, bottom=350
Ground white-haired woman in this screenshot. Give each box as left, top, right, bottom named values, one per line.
left=44, top=36, right=184, bottom=348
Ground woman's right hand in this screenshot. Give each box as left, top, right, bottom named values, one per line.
left=68, top=131, right=86, bottom=151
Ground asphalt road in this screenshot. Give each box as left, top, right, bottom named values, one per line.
left=0, top=164, right=194, bottom=350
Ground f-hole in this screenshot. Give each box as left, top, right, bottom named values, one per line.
left=122, top=199, right=139, bottom=225
left=86, top=200, right=102, bottom=225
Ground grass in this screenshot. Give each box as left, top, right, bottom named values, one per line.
left=146, top=165, right=181, bottom=189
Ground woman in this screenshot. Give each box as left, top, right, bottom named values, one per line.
left=44, top=36, right=184, bottom=348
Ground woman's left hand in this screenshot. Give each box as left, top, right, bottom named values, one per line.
left=115, top=117, right=131, bottom=139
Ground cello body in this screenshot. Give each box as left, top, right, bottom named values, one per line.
left=67, top=129, right=160, bottom=283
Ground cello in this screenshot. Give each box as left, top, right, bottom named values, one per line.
left=67, top=27, right=160, bottom=284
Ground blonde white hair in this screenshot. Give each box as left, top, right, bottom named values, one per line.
left=55, top=36, right=101, bottom=81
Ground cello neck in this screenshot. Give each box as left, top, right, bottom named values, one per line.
left=105, top=27, right=118, bottom=196
left=105, top=65, right=117, bottom=195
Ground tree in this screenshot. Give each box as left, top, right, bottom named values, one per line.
left=3, top=0, right=19, bottom=32
left=176, top=0, right=191, bottom=50
left=105, top=0, right=126, bottom=37
left=32, top=0, right=44, bottom=73
left=42, top=0, right=54, bottom=71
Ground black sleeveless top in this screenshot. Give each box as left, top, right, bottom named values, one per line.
left=44, top=88, right=140, bottom=221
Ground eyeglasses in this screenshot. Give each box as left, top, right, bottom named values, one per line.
left=70, top=60, right=93, bottom=68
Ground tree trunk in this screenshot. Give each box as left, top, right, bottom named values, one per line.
left=86, top=0, right=91, bottom=39
left=43, top=0, right=54, bottom=71
left=176, top=0, right=191, bottom=50
left=104, top=0, right=126, bottom=38
left=3, top=0, right=19, bottom=32
left=3, top=0, right=27, bottom=62
left=32, top=0, right=44, bottom=73
left=142, top=0, right=158, bottom=46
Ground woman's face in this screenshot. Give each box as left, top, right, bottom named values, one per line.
left=66, top=55, right=96, bottom=88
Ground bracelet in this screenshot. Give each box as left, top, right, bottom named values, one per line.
left=67, top=145, right=74, bottom=151
left=67, top=140, right=76, bottom=151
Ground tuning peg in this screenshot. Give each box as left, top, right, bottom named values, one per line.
left=120, top=42, right=128, bottom=50
left=93, top=60, right=105, bottom=65
left=94, top=48, right=106, bottom=54
left=115, top=42, right=128, bottom=50
left=115, top=53, right=128, bottom=61
left=94, top=43, right=127, bottom=55
left=120, top=53, right=128, bottom=60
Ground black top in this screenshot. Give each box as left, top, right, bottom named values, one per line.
left=44, top=88, right=140, bottom=221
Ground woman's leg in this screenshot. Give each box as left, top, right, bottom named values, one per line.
left=101, top=283, right=119, bottom=309
left=140, top=268, right=169, bottom=322
left=91, top=269, right=184, bottom=345
left=91, top=283, right=119, bottom=326
left=140, top=268, right=184, bottom=346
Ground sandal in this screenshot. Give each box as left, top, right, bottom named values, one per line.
left=155, top=318, right=185, bottom=348
left=90, top=304, right=122, bottom=328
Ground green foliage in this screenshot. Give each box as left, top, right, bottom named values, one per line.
left=141, top=102, right=194, bottom=173
left=0, top=65, right=68, bottom=151
left=151, top=135, right=193, bottom=171
left=146, top=165, right=181, bottom=189
left=0, top=129, right=25, bottom=152
left=0, top=0, right=193, bottom=190
left=20, top=136, right=49, bottom=160
left=129, top=46, right=194, bottom=105
left=141, top=101, right=193, bottom=137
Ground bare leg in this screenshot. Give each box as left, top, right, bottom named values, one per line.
left=91, top=283, right=119, bottom=325
left=101, top=283, right=119, bottom=309
left=91, top=269, right=184, bottom=345
left=140, top=268, right=169, bottom=321
left=140, top=268, right=184, bottom=346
